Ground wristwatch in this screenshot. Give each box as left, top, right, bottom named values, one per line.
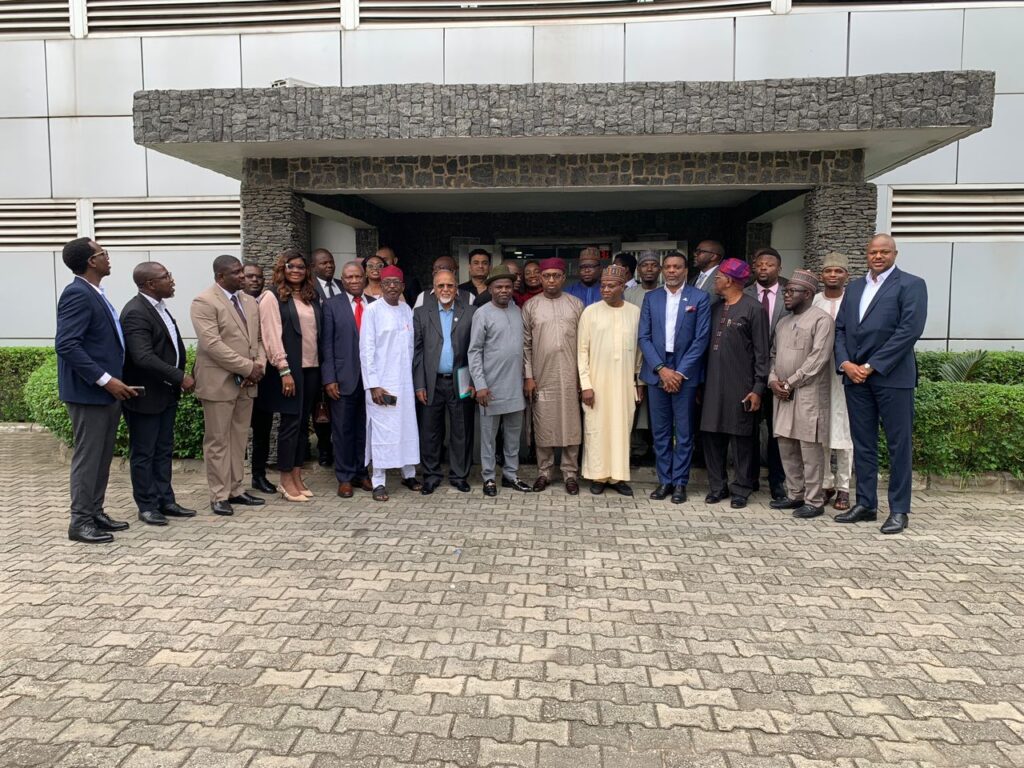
left=863, top=363, right=872, bottom=372
left=654, top=363, right=665, bottom=373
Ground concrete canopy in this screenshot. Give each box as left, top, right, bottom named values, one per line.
left=134, top=72, right=994, bottom=181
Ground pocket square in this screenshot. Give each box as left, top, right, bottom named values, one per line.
left=685, top=306, right=697, bottom=313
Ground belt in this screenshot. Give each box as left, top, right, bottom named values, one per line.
left=437, top=373, right=453, bottom=379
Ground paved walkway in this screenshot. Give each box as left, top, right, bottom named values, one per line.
left=1, top=429, right=1022, bottom=768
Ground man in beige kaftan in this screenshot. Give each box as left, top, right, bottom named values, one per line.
left=522, top=258, right=585, bottom=495
left=768, top=269, right=836, bottom=519
left=578, top=265, right=644, bottom=496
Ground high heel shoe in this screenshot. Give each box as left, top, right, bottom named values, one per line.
left=277, top=485, right=309, bottom=502
left=299, top=488, right=314, bottom=498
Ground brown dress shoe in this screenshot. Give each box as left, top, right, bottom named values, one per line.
left=533, top=476, right=549, bottom=492
left=337, top=482, right=354, bottom=498
left=565, top=478, right=579, bottom=495
left=358, top=478, right=374, bottom=492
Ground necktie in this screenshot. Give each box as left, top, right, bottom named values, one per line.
left=353, top=296, right=363, bottom=332
left=231, top=294, right=246, bottom=325
left=327, top=280, right=336, bottom=298
left=761, top=288, right=770, bottom=318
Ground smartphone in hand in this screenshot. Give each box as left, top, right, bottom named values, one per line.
left=382, top=394, right=398, bottom=406
left=130, top=386, right=146, bottom=397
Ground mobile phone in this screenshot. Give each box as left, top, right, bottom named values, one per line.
left=742, top=398, right=752, bottom=412
left=130, top=386, right=146, bottom=396
left=382, top=394, right=398, bottom=406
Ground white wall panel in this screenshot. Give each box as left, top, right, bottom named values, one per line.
left=534, top=24, right=625, bottom=84
left=0, top=119, right=51, bottom=198
left=50, top=117, right=147, bottom=198
left=310, top=216, right=357, bottom=266
left=735, top=13, right=846, bottom=81
left=948, top=338, right=1021, bottom=351
left=150, top=250, right=242, bottom=340
left=0, top=252, right=57, bottom=340
left=46, top=38, right=143, bottom=117
left=0, top=42, right=48, bottom=118
left=949, top=242, right=1024, bottom=339
left=848, top=10, right=963, bottom=77
left=957, top=95, right=1024, bottom=183
left=444, top=26, right=533, bottom=85
left=241, top=32, right=341, bottom=88
left=142, top=35, right=241, bottom=90
left=872, top=143, right=958, bottom=185
left=964, top=9, right=1024, bottom=94
left=892, top=242, right=951, bottom=340
left=625, top=19, right=733, bottom=82
left=342, top=28, right=443, bottom=86
left=146, top=151, right=240, bottom=197
left=915, top=339, right=948, bottom=352
left=769, top=211, right=805, bottom=277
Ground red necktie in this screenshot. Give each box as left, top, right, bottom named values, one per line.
left=353, top=296, right=363, bottom=332
left=761, top=288, right=770, bottom=318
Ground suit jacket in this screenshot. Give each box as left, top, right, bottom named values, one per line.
left=834, top=266, right=927, bottom=389
left=314, top=277, right=345, bottom=304
left=55, top=276, right=124, bottom=405
left=690, top=265, right=722, bottom=306
left=745, top=277, right=790, bottom=338
left=190, top=284, right=265, bottom=402
left=638, top=285, right=711, bottom=386
left=120, top=293, right=187, bottom=414
left=413, top=297, right=476, bottom=405
left=321, top=292, right=374, bottom=397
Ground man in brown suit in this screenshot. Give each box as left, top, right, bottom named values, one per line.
left=191, top=255, right=268, bottom=516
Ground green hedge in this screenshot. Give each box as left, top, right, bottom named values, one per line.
left=0, top=347, right=54, bottom=421
left=23, top=349, right=206, bottom=459
left=917, top=351, right=1024, bottom=385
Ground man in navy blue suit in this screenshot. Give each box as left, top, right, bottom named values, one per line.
left=55, top=238, right=138, bottom=543
left=834, top=234, right=927, bottom=534
left=639, top=252, right=711, bottom=504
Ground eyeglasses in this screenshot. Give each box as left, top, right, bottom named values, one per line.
left=365, top=262, right=385, bottom=269
left=381, top=278, right=403, bottom=286
left=284, top=263, right=307, bottom=271
left=91, top=249, right=109, bottom=260
left=694, top=249, right=720, bottom=257
left=149, top=272, right=173, bottom=282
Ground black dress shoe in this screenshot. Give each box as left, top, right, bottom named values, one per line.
left=318, top=453, right=333, bottom=467
left=138, top=509, right=168, bottom=526
left=705, top=490, right=728, bottom=504
left=421, top=481, right=439, bottom=495
left=69, top=522, right=113, bottom=543
left=252, top=475, right=277, bottom=494
left=650, top=483, right=673, bottom=500
left=730, top=495, right=748, bottom=509
left=792, top=504, right=825, bottom=519
left=211, top=501, right=234, bottom=516
left=612, top=482, right=633, bottom=497
left=228, top=492, right=266, bottom=506
left=450, top=479, right=471, bottom=493
left=770, top=497, right=805, bottom=510
left=590, top=481, right=606, bottom=495
left=482, top=480, right=497, bottom=497
left=160, top=502, right=196, bottom=518
left=671, top=487, right=688, bottom=504
left=770, top=483, right=788, bottom=501
left=94, top=512, right=129, bottom=532
left=501, top=477, right=532, bottom=492
left=880, top=512, right=909, bottom=534
left=834, top=504, right=877, bottom=523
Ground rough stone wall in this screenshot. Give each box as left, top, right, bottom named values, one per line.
left=803, top=183, right=878, bottom=275
left=245, top=150, right=865, bottom=192
left=240, top=185, right=309, bottom=267
left=134, top=72, right=995, bottom=147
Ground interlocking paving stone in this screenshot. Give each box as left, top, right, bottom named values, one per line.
left=1, top=429, right=1023, bottom=767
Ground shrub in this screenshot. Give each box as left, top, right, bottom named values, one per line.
left=23, top=349, right=206, bottom=459
left=0, top=347, right=54, bottom=421
left=917, top=350, right=1024, bottom=385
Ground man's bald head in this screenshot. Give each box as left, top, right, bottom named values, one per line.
left=133, top=261, right=164, bottom=287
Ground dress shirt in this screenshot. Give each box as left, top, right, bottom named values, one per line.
left=76, top=276, right=124, bottom=386
left=859, top=264, right=896, bottom=321
left=437, top=302, right=455, bottom=374
left=758, top=283, right=779, bottom=323
left=319, top=277, right=338, bottom=298
left=142, top=292, right=181, bottom=367
left=664, top=285, right=684, bottom=354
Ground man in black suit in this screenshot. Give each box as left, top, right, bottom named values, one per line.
left=745, top=247, right=791, bottom=501
left=55, top=238, right=138, bottom=543
left=834, top=234, right=927, bottom=534
left=414, top=268, right=476, bottom=494
left=310, top=248, right=343, bottom=467
left=689, top=240, right=725, bottom=306
left=322, top=260, right=374, bottom=498
left=120, top=262, right=197, bottom=526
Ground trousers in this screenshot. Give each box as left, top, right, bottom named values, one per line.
left=778, top=436, right=825, bottom=507
left=67, top=401, right=121, bottom=527
left=536, top=444, right=580, bottom=481
left=702, top=430, right=757, bottom=498
left=479, top=411, right=523, bottom=482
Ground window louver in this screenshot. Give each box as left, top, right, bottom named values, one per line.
left=891, top=188, right=1024, bottom=241
left=0, top=201, right=78, bottom=250
left=85, top=0, right=340, bottom=33
left=359, top=0, right=768, bottom=24
left=0, top=1, right=71, bottom=35
left=92, top=198, right=240, bottom=248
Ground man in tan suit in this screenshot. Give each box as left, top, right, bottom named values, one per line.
left=191, top=255, right=268, bottom=515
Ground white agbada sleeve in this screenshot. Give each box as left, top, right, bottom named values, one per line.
left=360, top=304, right=380, bottom=389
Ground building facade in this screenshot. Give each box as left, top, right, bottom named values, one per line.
left=1, top=1, right=1021, bottom=349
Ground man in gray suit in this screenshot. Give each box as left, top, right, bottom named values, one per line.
left=689, top=240, right=725, bottom=305
left=745, top=246, right=791, bottom=500
left=414, top=269, right=476, bottom=494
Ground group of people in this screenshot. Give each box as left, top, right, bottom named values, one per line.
left=54, top=232, right=925, bottom=544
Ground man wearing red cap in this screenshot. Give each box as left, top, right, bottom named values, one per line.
left=700, top=257, right=770, bottom=509
left=522, top=258, right=585, bottom=494
left=359, top=265, right=421, bottom=501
